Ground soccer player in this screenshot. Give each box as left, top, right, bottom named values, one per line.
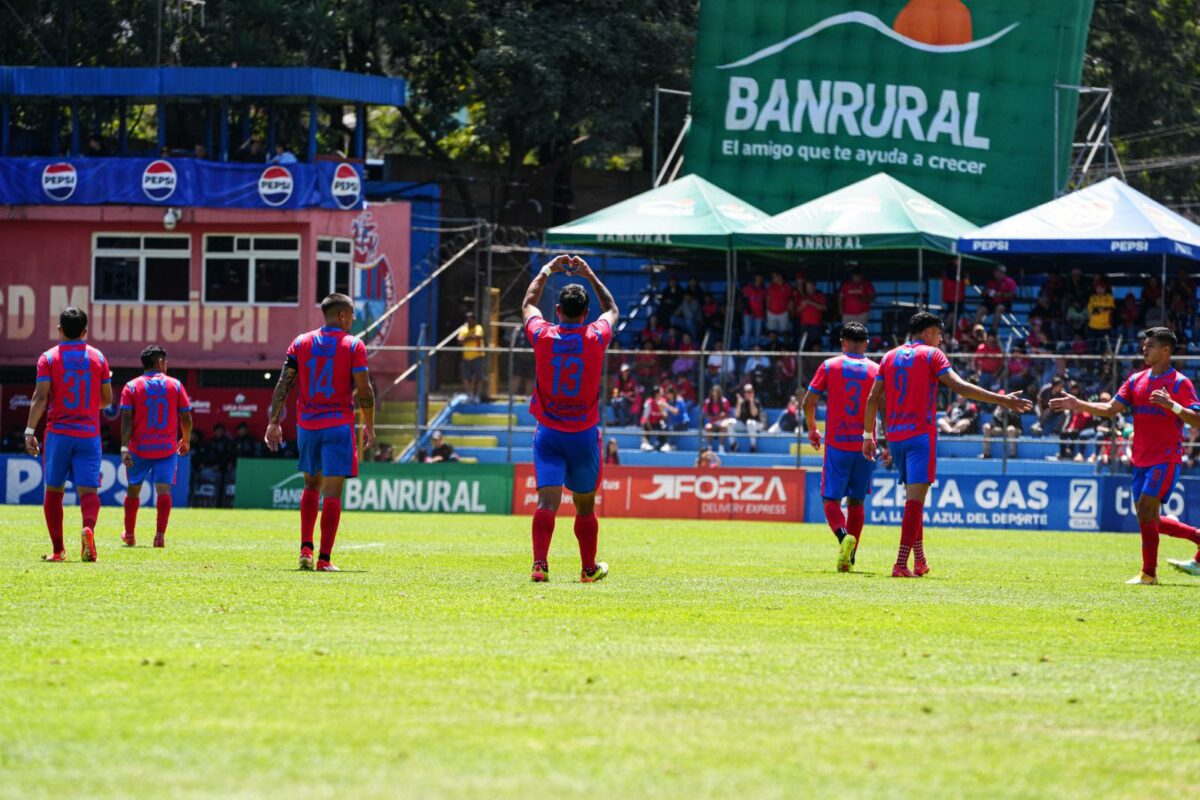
left=1051, top=327, right=1200, bottom=584
left=803, top=322, right=882, bottom=572
left=24, top=307, right=113, bottom=562
left=863, top=312, right=1031, bottom=577
left=265, top=293, right=375, bottom=572
left=522, top=254, right=619, bottom=583
left=119, top=345, right=193, bottom=548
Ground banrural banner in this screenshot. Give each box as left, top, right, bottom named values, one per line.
left=234, top=459, right=512, bottom=514
left=685, top=0, right=1095, bottom=223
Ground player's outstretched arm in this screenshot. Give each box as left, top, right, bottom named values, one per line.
left=522, top=255, right=572, bottom=322
left=1151, top=388, right=1200, bottom=427
left=571, top=256, right=620, bottom=328
left=862, top=380, right=884, bottom=461
left=24, top=382, right=49, bottom=457
left=1047, top=391, right=1121, bottom=418
left=801, top=389, right=821, bottom=449
left=264, top=366, right=297, bottom=451
left=939, top=369, right=1033, bottom=414
left=120, top=408, right=134, bottom=468
left=353, top=370, right=376, bottom=450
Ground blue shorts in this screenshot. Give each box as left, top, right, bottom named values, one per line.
left=890, top=434, right=936, bottom=486
left=821, top=447, right=875, bottom=501
left=1131, top=463, right=1180, bottom=503
left=298, top=424, right=358, bottom=478
left=533, top=424, right=601, bottom=494
left=127, top=453, right=178, bottom=487
left=44, top=433, right=102, bottom=489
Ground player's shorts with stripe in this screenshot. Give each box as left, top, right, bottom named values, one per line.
left=297, top=423, right=359, bottom=478
left=1131, top=462, right=1180, bottom=502
left=533, top=423, right=601, bottom=494
left=127, top=453, right=178, bottom=487
left=44, top=432, right=102, bottom=489
left=821, top=447, right=875, bottom=501
left=890, top=433, right=936, bottom=486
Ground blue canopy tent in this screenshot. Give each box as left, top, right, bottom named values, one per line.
left=959, top=177, right=1200, bottom=320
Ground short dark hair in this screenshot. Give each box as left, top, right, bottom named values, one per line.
left=321, top=293, right=354, bottom=318
left=841, top=322, right=868, bottom=342
left=908, top=311, right=945, bottom=336
left=1144, top=326, right=1177, bottom=351
left=558, top=284, right=589, bottom=320
left=60, top=307, right=88, bottom=339
left=140, top=344, right=168, bottom=369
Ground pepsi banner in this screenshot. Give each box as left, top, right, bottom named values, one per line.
left=0, top=157, right=363, bottom=210
left=1, top=454, right=190, bottom=508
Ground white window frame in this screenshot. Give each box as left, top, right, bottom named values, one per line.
left=91, top=232, right=192, bottom=305
left=201, top=233, right=302, bottom=307
left=315, top=236, right=355, bottom=305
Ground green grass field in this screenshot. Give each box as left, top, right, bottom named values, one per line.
left=2, top=506, right=1199, bottom=799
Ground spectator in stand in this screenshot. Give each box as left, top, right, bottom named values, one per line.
left=1087, top=278, right=1116, bottom=352
left=84, top=134, right=110, bottom=157
left=937, top=396, right=979, bottom=435
left=1065, top=298, right=1089, bottom=339
left=942, top=263, right=968, bottom=324
left=1061, top=403, right=1096, bottom=462
left=974, top=265, right=1018, bottom=328
left=706, top=350, right=736, bottom=390
left=1007, top=343, right=1039, bottom=399
left=794, top=279, right=827, bottom=349
left=671, top=291, right=703, bottom=339
left=235, top=136, right=265, bottom=162
left=674, top=374, right=697, bottom=404
left=429, top=431, right=459, bottom=463
left=1032, top=376, right=1067, bottom=440
left=1029, top=294, right=1058, bottom=341
left=701, top=293, right=722, bottom=340
left=234, top=422, right=258, bottom=462
left=1118, top=292, right=1141, bottom=343
left=773, top=347, right=798, bottom=404
left=839, top=266, right=875, bottom=327
left=640, top=314, right=668, bottom=347
left=659, top=276, right=684, bottom=319
left=1064, top=266, right=1091, bottom=311
left=269, top=143, right=298, bottom=164
left=702, top=384, right=733, bottom=452
left=193, top=143, right=209, bottom=159
left=610, top=363, right=641, bottom=426
left=640, top=386, right=669, bottom=451
left=1142, top=275, right=1163, bottom=313
left=634, top=342, right=661, bottom=388
left=742, top=274, right=768, bottom=345
left=1184, top=425, right=1200, bottom=470
left=696, top=447, right=722, bottom=468
left=207, top=423, right=236, bottom=507
left=661, top=386, right=690, bottom=452
left=974, top=332, right=1003, bottom=389
left=604, top=439, right=620, bottom=466
left=456, top=311, right=487, bottom=402
left=765, top=272, right=793, bottom=335
left=2, top=425, right=24, bottom=453
left=980, top=391, right=1023, bottom=459
left=769, top=394, right=801, bottom=434
left=727, top=384, right=767, bottom=453
left=742, top=344, right=772, bottom=387
left=374, top=442, right=395, bottom=462
left=1039, top=273, right=1064, bottom=309
left=671, top=332, right=698, bottom=375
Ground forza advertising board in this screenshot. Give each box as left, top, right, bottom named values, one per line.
left=685, top=0, right=1095, bottom=223
left=513, top=464, right=806, bottom=521
left=234, top=459, right=512, bottom=514
left=1, top=454, right=190, bottom=507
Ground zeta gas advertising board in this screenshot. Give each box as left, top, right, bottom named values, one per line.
left=685, top=0, right=1095, bottom=223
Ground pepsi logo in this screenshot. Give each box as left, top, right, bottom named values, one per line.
left=331, top=163, right=361, bottom=209
left=142, top=160, right=178, bottom=201
left=258, top=166, right=294, bottom=207
left=42, top=162, right=78, bottom=201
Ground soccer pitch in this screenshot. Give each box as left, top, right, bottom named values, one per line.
left=1, top=507, right=1198, bottom=799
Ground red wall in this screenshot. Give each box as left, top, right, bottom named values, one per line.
left=0, top=203, right=411, bottom=382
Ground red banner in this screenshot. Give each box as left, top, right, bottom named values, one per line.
left=512, top=464, right=805, bottom=521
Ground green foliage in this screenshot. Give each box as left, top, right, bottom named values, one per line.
left=3, top=507, right=1200, bottom=797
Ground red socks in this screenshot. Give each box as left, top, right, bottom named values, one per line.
left=299, top=487, right=320, bottom=548
left=574, top=513, right=599, bottom=571
left=156, top=495, right=172, bottom=534
left=823, top=500, right=847, bottom=533
left=124, top=496, right=139, bottom=536
left=319, top=498, right=342, bottom=561
left=846, top=504, right=865, bottom=544
left=1139, top=519, right=1159, bottom=578
left=1159, top=516, right=1200, bottom=546
left=80, top=492, right=100, bottom=531
left=532, top=508, right=556, bottom=563
left=43, top=491, right=64, bottom=554
left=897, top=500, right=923, bottom=567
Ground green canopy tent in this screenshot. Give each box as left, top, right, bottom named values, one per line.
left=732, top=173, right=980, bottom=321
left=546, top=174, right=770, bottom=348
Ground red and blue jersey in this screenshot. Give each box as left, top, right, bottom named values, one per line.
left=808, top=353, right=880, bottom=450
left=525, top=316, right=611, bottom=432
left=120, top=372, right=191, bottom=459
left=1115, top=367, right=1200, bottom=467
left=877, top=342, right=952, bottom=442
left=36, top=341, right=111, bottom=438
left=285, top=326, right=369, bottom=430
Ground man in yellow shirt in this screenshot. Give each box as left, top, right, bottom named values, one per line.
left=1087, top=279, right=1115, bottom=353
left=457, top=311, right=487, bottom=401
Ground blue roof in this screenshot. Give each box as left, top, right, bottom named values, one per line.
left=0, top=67, right=406, bottom=106
left=959, top=178, right=1200, bottom=260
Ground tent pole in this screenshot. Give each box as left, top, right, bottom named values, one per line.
left=725, top=248, right=737, bottom=353
left=918, top=249, right=925, bottom=309
left=951, top=255, right=963, bottom=337
left=1161, top=254, right=1167, bottom=323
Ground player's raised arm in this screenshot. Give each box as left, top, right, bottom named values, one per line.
left=523, top=255, right=572, bottom=322
left=570, top=256, right=620, bottom=328
left=939, top=369, right=1033, bottom=414
left=264, top=364, right=298, bottom=452
left=861, top=379, right=884, bottom=461
left=24, top=380, right=49, bottom=457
